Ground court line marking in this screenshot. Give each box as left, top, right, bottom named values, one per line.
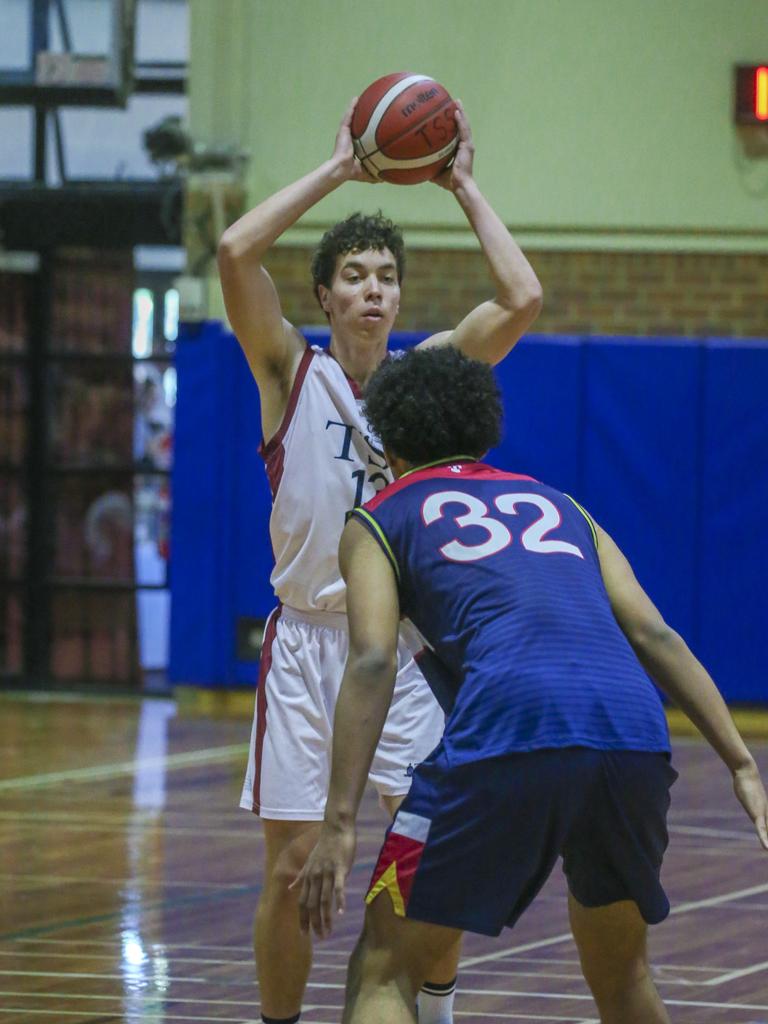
left=460, top=933, right=576, bottom=967
left=0, top=874, right=247, bottom=890
left=669, top=880, right=768, bottom=914
left=304, top=1006, right=597, bottom=1023
left=5, top=980, right=768, bottom=1015
left=0, top=969, right=208, bottom=983
left=703, top=958, right=768, bottom=986
left=0, top=1013, right=261, bottom=1023
left=0, top=1005, right=595, bottom=1024
left=0, top=991, right=256, bottom=1004
left=1, top=820, right=256, bottom=839
left=0, top=965, right=722, bottom=987
left=0, top=1017, right=596, bottom=1024
left=4, top=938, right=260, bottom=951
left=0, top=813, right=388, bottom=843
left=3, top=940, right=736, bottom=976
left=459, top=880, right=768, bottom=969
left=455, top=986, right=768, bottom=1011
left=0, top=881, right=266, bottom=944
left=455, top=1016, right=598, bottom=1023
left=459, top=967, right=701, bottom=987
left=0, top=957, right=734, bottom=987
left=0, top=951, right=254, bottom=966
left=665, top=846, right=755, bottom=859
left=0, top=990, right=260, bottom=1006
left=7, top=951, right=696, bottom=989
left=669, top=824, right=759, bottom=843
left=0, top=992, right=599, bottom=1021
left=0, top=856, right=378, bottom=945
left=0, top=744, right=249, bottom=791
left=673, top=808, right=766, bottom=820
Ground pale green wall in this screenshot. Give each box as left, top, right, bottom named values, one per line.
left=190, top=0, right=768, bottom=252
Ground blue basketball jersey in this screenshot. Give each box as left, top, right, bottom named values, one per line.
left=353, top=458, right=670, bottom=766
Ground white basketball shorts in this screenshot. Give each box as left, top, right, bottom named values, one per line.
left=240, top=604, right=445, bottom=819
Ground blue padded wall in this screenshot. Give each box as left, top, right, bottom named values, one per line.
left=170, top=322, right=273, bottom=685
left=485, top=335, right=584, bottom=499
left=578, top=339, right=702, bottom=640
left=697, top=342, right=768, bottom=702
left=170, top=325, right=768, bottom=703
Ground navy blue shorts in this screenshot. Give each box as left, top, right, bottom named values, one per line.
left=365, top=747, right=678, bottom=937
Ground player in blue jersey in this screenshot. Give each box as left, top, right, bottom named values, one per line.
left=296, top=347, right=768, bottom=1024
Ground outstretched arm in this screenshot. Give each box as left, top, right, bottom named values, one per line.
left=595, top=522, right=768, bottom=851
left=217, top=100, right=376, bottom=436
left=419, top=102, right=543, bottom=366
left=296, top=517, right=401, bottom=936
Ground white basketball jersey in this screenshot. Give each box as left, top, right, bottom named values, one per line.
left=261, top=345, right=393, bottom=614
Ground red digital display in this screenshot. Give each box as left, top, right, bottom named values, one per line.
left=735, top=65, right=768, bottom=124
left=756, top=67, right=768, bottom=121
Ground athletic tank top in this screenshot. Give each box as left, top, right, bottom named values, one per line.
left=260, top=344, right=392, bottom=614
left=353, top=458, right=670, bottom=764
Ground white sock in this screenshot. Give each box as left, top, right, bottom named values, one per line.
left=417, top=978, right=456, bottom=1024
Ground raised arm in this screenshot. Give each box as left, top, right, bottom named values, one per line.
left=418, top=103, right=543, bottom=366
left=216, top=100, right=374, bottom=437
left=296, top=517, right=401, bottom=936
left=595, top=521, right=768, bottom=851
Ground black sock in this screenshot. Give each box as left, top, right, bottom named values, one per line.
left=421, top=977, right=457, bottom=995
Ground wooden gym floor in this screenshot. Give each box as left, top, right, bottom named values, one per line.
left=1, top=691, right=768, bottom=1023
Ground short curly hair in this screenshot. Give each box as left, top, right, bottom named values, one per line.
left=310, top=211, right=405, bottom=306
left=363, top=346, right=503, bottom=465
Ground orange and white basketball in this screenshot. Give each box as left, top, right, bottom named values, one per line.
left=351, top=72, right=458, bottom=185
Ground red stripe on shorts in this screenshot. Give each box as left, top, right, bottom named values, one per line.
left=252, top=606, right=281, bottom=815
left=366, top=830, right=427, bottom=912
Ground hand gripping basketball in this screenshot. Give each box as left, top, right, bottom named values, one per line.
left=431, top=101, right=474, bottom=192
left=331, top=97, right=380, bottom=184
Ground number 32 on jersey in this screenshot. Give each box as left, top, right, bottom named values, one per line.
left=421, top=490, right=584, bottom=563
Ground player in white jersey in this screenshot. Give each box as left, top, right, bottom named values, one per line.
left=217, top=99, right=543, bottom=1024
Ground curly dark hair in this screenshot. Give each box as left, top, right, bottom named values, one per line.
left=363, top=346, right=503, bottom=465
left=310, top=211, right=405, bottom=306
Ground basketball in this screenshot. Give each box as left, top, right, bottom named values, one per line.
left=351, top=72, right=458, bottom=185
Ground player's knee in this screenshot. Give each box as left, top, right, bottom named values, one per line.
left=353, top=904, right=400, bottom=978
left=262, top=823, right=321, bottom=895
left=266, top=840, right=315, bottom=898
left=583, top=949, right=650, bottom=1004
left=267, top=855, right=299, bottom=897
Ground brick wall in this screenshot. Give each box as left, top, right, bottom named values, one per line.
left=264, top=246, right=768, bottom=338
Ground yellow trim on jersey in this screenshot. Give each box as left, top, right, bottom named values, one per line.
left=401, top=455, right=478, bottom=478
left=351, top=508, right=401, bottom=583
left=564, top=495, right=598, bottom=549
left=365, top=860, right=406, bottom=916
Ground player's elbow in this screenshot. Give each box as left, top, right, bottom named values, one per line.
left=498, top=278, right=543, bottom=320
left=523, top=280, right=544, bottom=318
left=217, top=224, right=261, bottom=267
left=625, top=615, right=678, bottom=658
left=491, top=286, right=543, bottom=350
left=217, top=230, right=240, bottom=267
left=348, top=646, right=397, bottom=681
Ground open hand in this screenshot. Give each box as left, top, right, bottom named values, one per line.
left=294, top=823, right=357, bottom=938
left=331, top=98, right=379, bottom=184
left=432, top=101, right=475, bottom=192
left=733, top=761, right=768, bottom=850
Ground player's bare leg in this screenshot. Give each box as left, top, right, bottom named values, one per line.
left=568, top=893, right=671, bottom=1024
left=342, top=893, right=462, bottom=1024
left=382, top=794, right=461, bottom=1022
left=256, top=819, right=321, bottom=1018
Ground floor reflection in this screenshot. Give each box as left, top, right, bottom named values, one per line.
left=121, top=698, right=177, bottom=1022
